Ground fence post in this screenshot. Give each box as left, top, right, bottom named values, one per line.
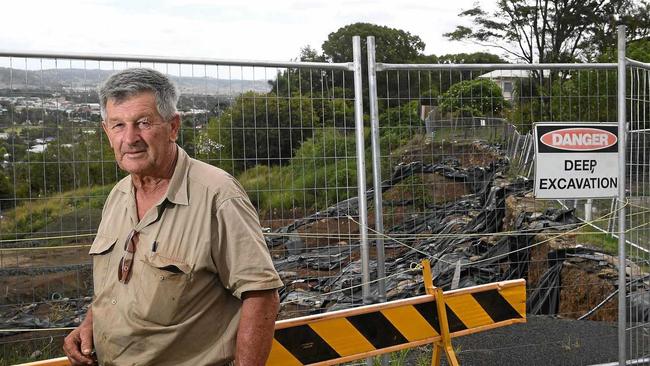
left=513, top=134, right=521, bottom=163
left=608, top=198, right=617, bottom=234
left=585, top=199, right=593, bottom=222
left=616, top=24, right=628, bottom=366
left=352, top=36, right=371, bottom=305
left=367, top=36, right=387, bottom=303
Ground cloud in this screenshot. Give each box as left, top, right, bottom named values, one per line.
left=1, top=0, right=492, bottom=61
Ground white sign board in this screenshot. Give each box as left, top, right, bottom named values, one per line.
left=534, top=123, right=619, bottom=199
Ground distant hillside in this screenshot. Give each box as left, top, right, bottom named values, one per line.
left=0, top=68, right=271, bottom=95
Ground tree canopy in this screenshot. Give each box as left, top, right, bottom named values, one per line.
left=417, top=52, right=507, bottom=65
left=321, top=23, right=425, bottom=64
left=445, top=0, right=650, bottom=63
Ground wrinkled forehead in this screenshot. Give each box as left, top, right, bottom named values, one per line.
left=104, top=92, right=159, bottom=122
left=107, top=90, right=156, bottom=107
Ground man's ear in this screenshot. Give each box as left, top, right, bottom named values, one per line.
left=101, top=121, right=113, bottom=148
left=169, top=113, right=181, bottom=142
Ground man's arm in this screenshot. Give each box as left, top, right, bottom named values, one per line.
left=235, top=289, right=280, bottom=366
left=63, top=306, right=95, bottom=365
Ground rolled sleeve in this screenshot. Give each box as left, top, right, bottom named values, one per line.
left=213, top=197, right=283, bottom=299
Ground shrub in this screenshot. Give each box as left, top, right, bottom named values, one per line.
left=439, top=79, right=506, bottom=117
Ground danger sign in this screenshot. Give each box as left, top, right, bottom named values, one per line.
left=534, top=123, right=619, bottom=199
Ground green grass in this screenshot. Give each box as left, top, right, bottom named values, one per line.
left=0, top=184, right=112, bottom=241
left=383, top=174, right=434, bottom=206
left=431, top=125, right=505, bottom=144
left=238, top=128, right=360, bottom=216
left=239, top=160, right=360, bottom=216
left=574, top=224, right=619, bottom=254
left=369, top=345, right=434, bottom=366
left=0, top=334, right=67, bottom=366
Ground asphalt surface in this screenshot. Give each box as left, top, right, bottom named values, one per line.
left=435, top=315, right=628, bottom=366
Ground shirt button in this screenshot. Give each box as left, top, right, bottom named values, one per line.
left=159, top=275, right=165, bottom=281
left=111, top=299, right=117, bottom=305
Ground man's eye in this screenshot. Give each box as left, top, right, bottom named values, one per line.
left=137, top=120, right=152, bottom=129
left=112, top=123, right=125, bottom=130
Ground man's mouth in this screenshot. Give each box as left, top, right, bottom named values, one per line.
left=123, top=151, right=146, bottom=156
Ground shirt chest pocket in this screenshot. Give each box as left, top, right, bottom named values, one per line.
left=134, top=253, right=192, bottom=326
left=89, top=234, right=118, bottom=295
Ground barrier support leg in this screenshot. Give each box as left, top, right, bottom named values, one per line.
left=421, top=259, right=460, bottom=366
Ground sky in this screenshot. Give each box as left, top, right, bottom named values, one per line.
left=1, top=0, right=493, bottom=62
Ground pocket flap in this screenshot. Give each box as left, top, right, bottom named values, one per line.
left=143, top=253, right=191, bottom=274
left=89, top=234, right=118, bottom=255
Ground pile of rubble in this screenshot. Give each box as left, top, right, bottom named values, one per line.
left=269, top=141, right=650, bottom=323
left=0, top=297, right=90, bottom=337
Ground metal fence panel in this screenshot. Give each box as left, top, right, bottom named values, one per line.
left=0, top=50, right=370, bottom=364
left=625, top=60, right=650, bottom=364
left=366, top=39, right=648, bottom=364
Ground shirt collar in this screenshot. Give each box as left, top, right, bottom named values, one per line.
left=165, top=145, right=190, bottom=206
left=114, top=144, right=190, bottom=206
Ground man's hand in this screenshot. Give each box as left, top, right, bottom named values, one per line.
left=63, top=307, right=95, bottom=365
left=235, top=289, right=280, bottom=366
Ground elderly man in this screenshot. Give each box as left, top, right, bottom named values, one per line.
left=63, top=68, right=283, bottom=366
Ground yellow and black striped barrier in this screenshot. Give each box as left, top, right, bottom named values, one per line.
left=267, top=260, right=526, bottom=366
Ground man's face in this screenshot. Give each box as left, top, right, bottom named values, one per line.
left=102, top=92, right=180, bottom=177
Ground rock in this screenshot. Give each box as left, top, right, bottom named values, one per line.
left=598, top=268, right=618, bottom=279
left=277, top=271, right=298, bottom=281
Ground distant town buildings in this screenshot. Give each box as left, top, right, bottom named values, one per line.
left=0, top=96, right=101, bottom=119
left=0, top=92, right=213, bottom=162
left=1, top=95, right=210, bottom=121
left=181, top=108, right=210, bottom=116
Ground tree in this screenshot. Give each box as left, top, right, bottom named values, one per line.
left=269, top=46, right=330, bottom=97
left=198, top=92, right=319, bottom=175
left=8, top=129, right=120, bottom=199
left=272, top=23, right=425, bottom=97
left=419, top=52, right=507, bottom=65
left=588, top=1, right=650, bottom=58
left=321, top=23, right=428, bottom=106
left=599, top=37, right=650, bottom=62
left=298, top=46, right=327, bottom=63
left=439, top=79, right=506, bottom=117
left=445, top=0, right=650, bottom=64
left=322, top=23, right=425, bottom=64
left=0, top=170, right=13, bottom=211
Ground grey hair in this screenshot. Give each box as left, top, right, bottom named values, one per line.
left=98, top=68, right=179, bottom=121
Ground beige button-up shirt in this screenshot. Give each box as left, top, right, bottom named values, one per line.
left=89, top=146, right=283, bottom=365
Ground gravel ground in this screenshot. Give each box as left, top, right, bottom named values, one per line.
left=434, top=315, right=626, bottom=366
left=349, top=315, right=634, bottom=366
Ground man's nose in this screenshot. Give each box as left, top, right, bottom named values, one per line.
left=123, top=123, right=141, bottom=145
